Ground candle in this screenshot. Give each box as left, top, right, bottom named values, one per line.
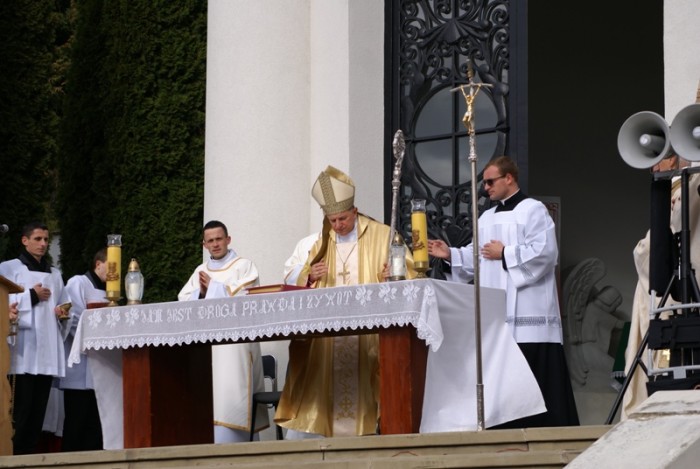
left=411, top=211, right=429, bottom=263
left=389, top=231, right=407, bottom=280
left=391, top=253, right=406, bottom=277
left=127, top=281, right=141, bottom=301
left=106, top=234, right=122, bottom=300
left=106, top=245, right=121, bottom=295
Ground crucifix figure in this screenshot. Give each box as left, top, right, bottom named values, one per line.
left=458, top=60, right=486, bottom=137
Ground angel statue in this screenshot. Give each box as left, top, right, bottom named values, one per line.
left=562, top=258, right=627, bottom=396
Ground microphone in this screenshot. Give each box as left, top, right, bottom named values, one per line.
left=0, top=224, right=8, bottom=234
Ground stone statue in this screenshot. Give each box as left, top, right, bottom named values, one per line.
left=562, top=258, right=628, bottom=393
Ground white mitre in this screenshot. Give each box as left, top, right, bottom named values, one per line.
left=311, top=165, right=355, bottom=215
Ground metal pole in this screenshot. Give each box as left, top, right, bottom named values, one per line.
left=451, top=60, right=492, bottom=430
left=469, top=128, right=485, bottom=431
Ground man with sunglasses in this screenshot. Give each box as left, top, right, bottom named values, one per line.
left=428, top=156, right=579, bottom=428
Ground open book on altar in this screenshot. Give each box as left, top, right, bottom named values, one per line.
left=246, top=284, right=310, bottom=295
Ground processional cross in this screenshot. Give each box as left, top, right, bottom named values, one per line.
left=450, top=59, right=493, bottom=431
left=456, top=60, right=490, bottom=157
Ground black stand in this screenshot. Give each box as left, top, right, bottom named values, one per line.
left=606, top=166, right=700, bottom=424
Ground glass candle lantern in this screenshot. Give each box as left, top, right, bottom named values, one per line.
left=388, top=232, right=407, bottom=281
left=125, top=258, right=144, bottom=305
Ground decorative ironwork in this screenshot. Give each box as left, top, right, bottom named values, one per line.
left=390, top=0, right=511, bottom=277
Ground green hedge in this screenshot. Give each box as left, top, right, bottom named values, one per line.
left=0, top=0, right=67, bottom=260
left=57, top=0, right=206, bottom=302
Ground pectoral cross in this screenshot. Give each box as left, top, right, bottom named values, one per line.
left=335, top=242, right=358, bottom=285
left=338, top=266, right=351, bottom=285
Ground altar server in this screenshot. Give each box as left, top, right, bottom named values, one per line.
left=0, top=221, right=69, bottom=454
left=178, top=220, right=267, bottom=442
left=60, top=248, right=108, bottom=451
left=428, top=156, right=579, bottom=428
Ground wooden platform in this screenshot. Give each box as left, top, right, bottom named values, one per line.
left=0, top=425, right=609, bottom=469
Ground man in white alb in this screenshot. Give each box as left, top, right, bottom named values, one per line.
left=60, top=248, right=108, bottom=451
left=178, top=220, right=268, bottom=442
left=0, top=221, right=69, bottom=454
left=428, top=156, right=579, bottom=428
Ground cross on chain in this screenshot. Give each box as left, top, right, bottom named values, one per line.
left=338, top=265, right=351, bottom=284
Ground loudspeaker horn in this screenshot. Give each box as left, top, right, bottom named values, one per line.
left=670, top=103, right=700, bottom=162
left=617, top=111, right=672, bottom=169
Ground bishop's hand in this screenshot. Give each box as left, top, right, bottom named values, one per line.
left=309, top=261, right=328, bottom=283
left=381, top=262, right=390, bottom=281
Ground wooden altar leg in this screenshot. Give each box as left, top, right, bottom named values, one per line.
left=378, top=326, right=428, bottom=434
left=122, top=343, right=213, bottom=448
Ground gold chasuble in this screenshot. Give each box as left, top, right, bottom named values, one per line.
left=275, top=214, right=415, bottom=436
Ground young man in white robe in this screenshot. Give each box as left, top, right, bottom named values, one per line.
left=428, top=156, right=579, bottom=427
left=0, top=222, right=69, bottom=454
left=178, top=220, right=267, bottom=443
left=59, top=248, right=108, bottom=451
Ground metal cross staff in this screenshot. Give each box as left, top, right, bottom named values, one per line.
left=388, top=129, right=406, bottom=253
left=450, top=59, right=493, bottom=431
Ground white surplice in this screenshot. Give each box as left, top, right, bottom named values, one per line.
left=449, top=197, right=563, bottom=344
left=61, top=273, right=107, bottom=390
left=0, top=259, right=68, bottom=376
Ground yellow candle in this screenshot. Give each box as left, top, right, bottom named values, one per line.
left=106, top=245, right=121, bottom=296
left=106, top=234, right=122, bottom=300
left=411, top=211, right=428, bottom=264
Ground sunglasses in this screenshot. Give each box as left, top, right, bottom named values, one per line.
left=482, top=175, right=505, bottom=187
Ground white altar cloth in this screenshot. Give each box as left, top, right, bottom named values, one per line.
left=68, top=278, right=543, bottom=448
left=68, top=279, right=444, bottom=362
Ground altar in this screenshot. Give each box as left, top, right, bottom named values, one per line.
left=68, top=278, right=543, bottom=449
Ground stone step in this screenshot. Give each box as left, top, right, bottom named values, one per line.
left=158, top=449, right=584, bottom=469
left=0, top=425, right=609, bottom=469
